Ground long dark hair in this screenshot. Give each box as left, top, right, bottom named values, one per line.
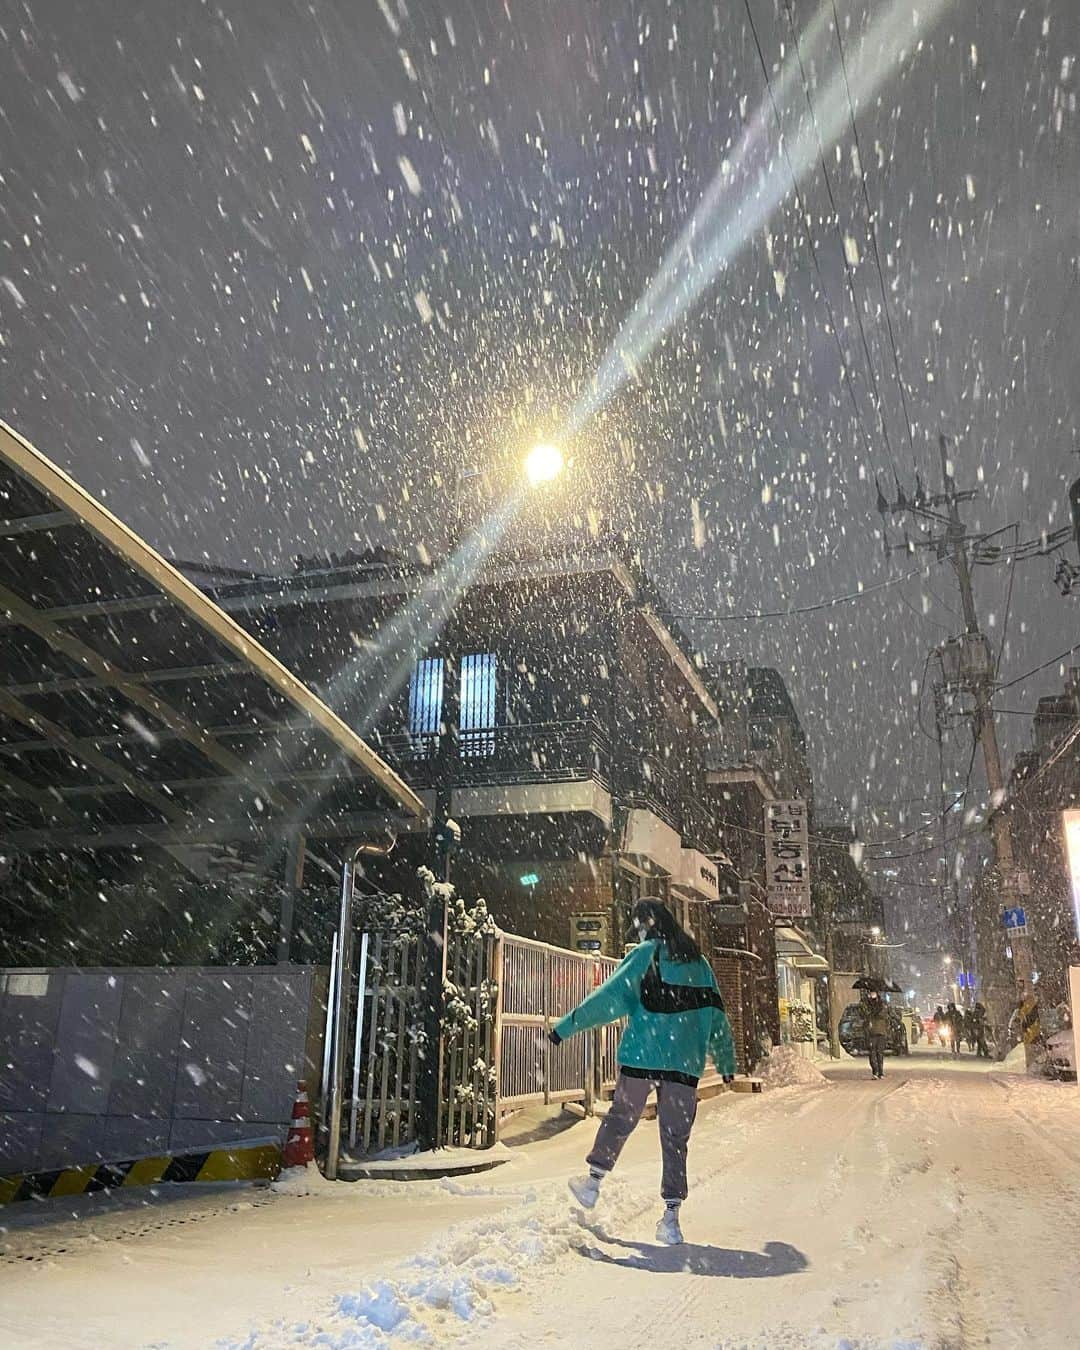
left=632, top=898, right=702, bottom=964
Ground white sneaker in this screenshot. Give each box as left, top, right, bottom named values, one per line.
left=655, top=1209, right=684, bottom=1245
left=568, top=1174, right=602, bottom=1209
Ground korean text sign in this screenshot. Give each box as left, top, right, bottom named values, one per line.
left=764, top=800, right=811, bottom=917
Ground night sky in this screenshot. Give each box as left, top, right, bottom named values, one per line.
left=1, top=0, right=1078, bottom=943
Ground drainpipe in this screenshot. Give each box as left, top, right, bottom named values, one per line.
left=324, top=832, right=395, bottom=1180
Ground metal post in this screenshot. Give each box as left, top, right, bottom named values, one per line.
left=325, top=846, right=361, bottom=1180
left=319, top=928, right=339, bottom=1140
left=414, top=801, right=454, bottom=1152
left=278, top=832, right=306, bottom=964
left=584, top=1031, right=597, bottom=1116
left=414, top=875, right=449, bottom=1151
left=348, top=931, right=371, bottom=1150
left=822, top=886, right=841, bottom=1059
left=542, top=949, right=552, bottom=1106
left=491, top=932, right=505, bottom=1140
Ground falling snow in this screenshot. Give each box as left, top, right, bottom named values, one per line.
left=0, top=4, right=1078, bottom=1343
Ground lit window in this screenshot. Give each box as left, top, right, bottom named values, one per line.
left=408, top=657, right=444, bottom=752
left=460, top=652, right=497, bottom=757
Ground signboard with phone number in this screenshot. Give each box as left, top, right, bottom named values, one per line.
left=764, top=799, right=811, bottom=918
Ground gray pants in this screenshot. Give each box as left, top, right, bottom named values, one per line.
left=586, top=1071, right=697, bottom=1201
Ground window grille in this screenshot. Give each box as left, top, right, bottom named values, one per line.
left=460, top=652, right=497, bottom=757
left=408, top=657, right=444, bottom=754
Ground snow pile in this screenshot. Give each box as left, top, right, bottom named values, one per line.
left=271, top=1165, right=342, bottom=1197
left=229, top=1178, right=643, bottom=1346
left=337, top=1283, right=428, bottom=1340
left=1001, top=1043, right=1027, bottom=1073
left=758, top=1045, right=828, bottom=1089
left=327, top=1202, right=570, bottom=1339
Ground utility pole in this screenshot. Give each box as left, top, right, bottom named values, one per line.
left=934, top=437, right=1035, bottom=1020
left=820, top=882, right=841, bottom=1059
left=877, top=437, right=1035, bottom=1052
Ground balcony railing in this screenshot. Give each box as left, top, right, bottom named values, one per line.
left=375, top=720, right=712, bottom=844
left=376, top=718, right=611, bottom=790
left=624, top=752, right=684, bottom=833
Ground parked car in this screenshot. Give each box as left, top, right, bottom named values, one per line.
left=1043, top=1004, right=1077, bottom=1081
left=838, top=1001, right=910, bottom=1057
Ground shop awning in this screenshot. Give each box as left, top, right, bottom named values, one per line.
left=776, top=925, right=830, bottom=971
left=0, top=419, right=428, bottom=851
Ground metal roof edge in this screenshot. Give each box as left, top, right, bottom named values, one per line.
left=638, top=607, right=720, bottom=722
left=0, top=419, right=427, bottom=823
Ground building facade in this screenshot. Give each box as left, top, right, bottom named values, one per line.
left=183, top=546, right=725, bottom=955
left=700, top=661, right=819, bottom=1060
left=973, top=668, right=1080, bottom=1032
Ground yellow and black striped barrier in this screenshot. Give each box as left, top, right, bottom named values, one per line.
left=0, top=1138, right=281, bottom=1207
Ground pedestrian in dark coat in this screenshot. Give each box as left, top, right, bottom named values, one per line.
left=946, top=1001, right=963, bottom=1056
left=972, top=1002, right=991, bottom=1059
left=863, top=992, right=890, bottom=1079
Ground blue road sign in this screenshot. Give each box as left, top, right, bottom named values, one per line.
left=1002, top=906, right=1027, bottom=930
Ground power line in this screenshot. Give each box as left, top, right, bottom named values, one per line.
left=991, top=705, right=1078, bottom=718
left=782, top=0, right=900, bottom=471
left=719, top=799, right=967, bottom=852
left=971, top=526, right=1071, bottom=565
left=1007, top=716, right=1080, bottom=802
left=830, top=0, right=918, bottom=465
left=668, top=563, right=926, bottom=622
left=863, top=817, right=988, bottom=862
left=742, top=0, right=878, bottom=466
left=997, top=642, right=1080, bottom=693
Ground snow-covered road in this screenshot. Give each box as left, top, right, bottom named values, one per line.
left=3, top=1052, right=1079, bottom=1349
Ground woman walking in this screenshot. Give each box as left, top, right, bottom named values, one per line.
left=549, top=899, right=735, bottom=1245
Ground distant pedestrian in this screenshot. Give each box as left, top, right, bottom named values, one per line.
left=972, top=1002, right=991, bottom=1059
left=550, top=899, right=735, bottom=1246
left=863, top=992, right=890, bottom=1079
left=946, top=1001, right=963, bottom=1056
left=933, top=1005, right=946, bottom=1047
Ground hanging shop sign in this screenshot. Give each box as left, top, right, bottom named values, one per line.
left=764, top=799, right=811, bottom=918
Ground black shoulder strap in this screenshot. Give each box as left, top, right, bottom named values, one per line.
left=639, top=946, right=725, bottom=1014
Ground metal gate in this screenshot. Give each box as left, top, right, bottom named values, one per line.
left=335, top=899, right=501, bottom=1158
left=320, top=866, right=625, bottom=1162
left=347, top=929, right=421, bottom=1155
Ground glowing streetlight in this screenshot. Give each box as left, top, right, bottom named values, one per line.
left=524, top=443, right=564, bottom=486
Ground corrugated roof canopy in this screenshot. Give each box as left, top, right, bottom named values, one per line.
left=0, top=420, right=427, bottom=852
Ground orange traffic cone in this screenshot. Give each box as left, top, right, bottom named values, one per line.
left=283, top=1080, right=314, bottom=1168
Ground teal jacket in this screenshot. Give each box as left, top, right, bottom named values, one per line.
left=553, top=940, right=736, bottom=1080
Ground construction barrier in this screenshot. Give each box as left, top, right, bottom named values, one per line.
left=0, top=1137, right=281, bottom=1207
